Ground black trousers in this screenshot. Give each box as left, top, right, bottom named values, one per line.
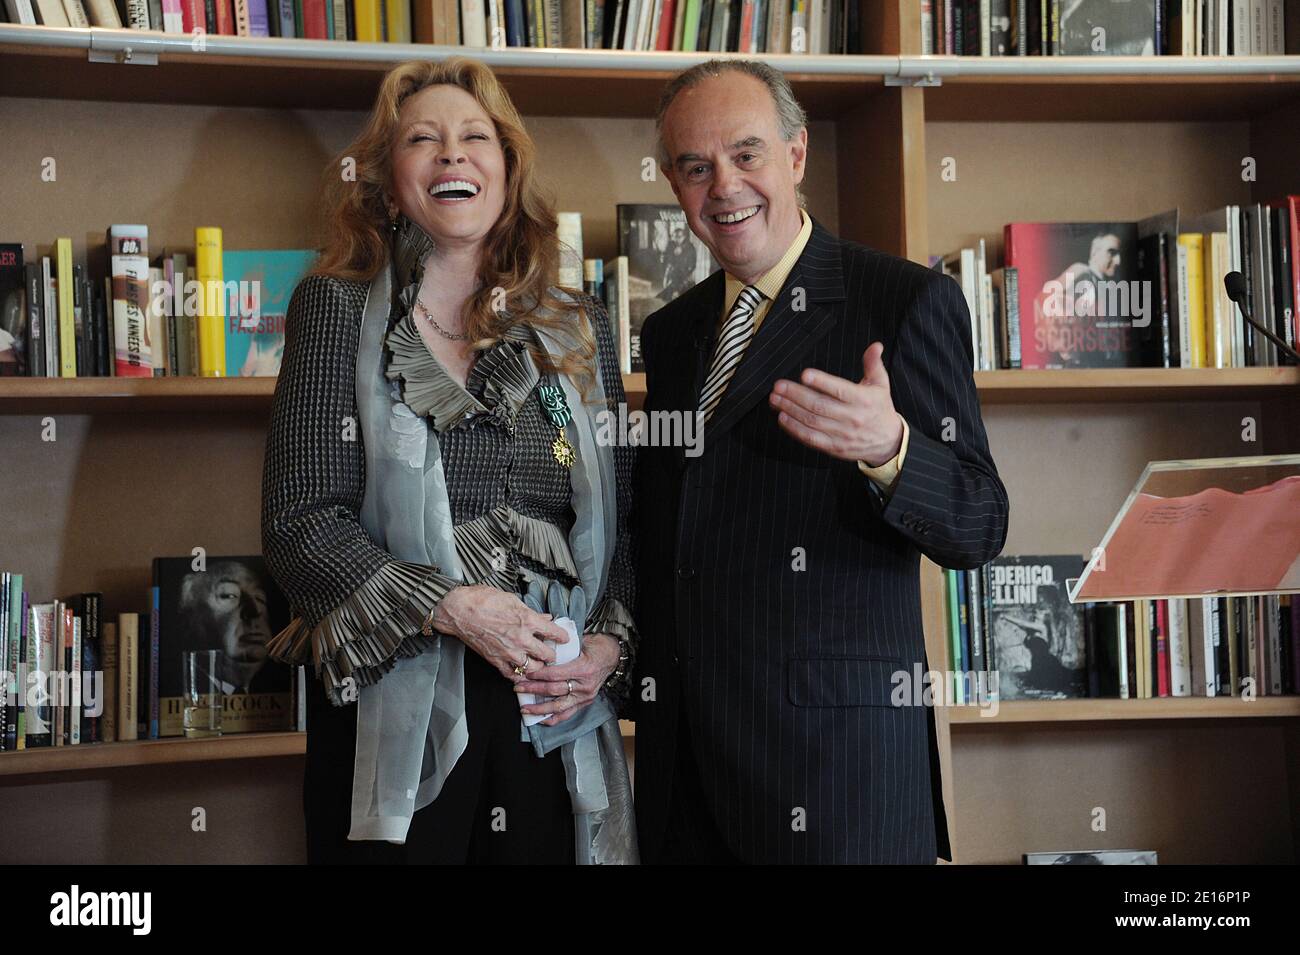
left=657, top=697, right=743, bottom=865
left=303, top=645, right=575, bottom=864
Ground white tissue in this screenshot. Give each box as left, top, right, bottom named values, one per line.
left=519, top=616, right=581, bottom=727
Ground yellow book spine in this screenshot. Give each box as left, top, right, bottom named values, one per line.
left=56, top=237, right=76, bottom=377
left=387, top=0, right=411, bottom=41
left=1177, top=233, right=1206, bottom=368
left=195, top=227, right=226, bottom=378
left=355, top=0, right=382, bottom=40
left=1206, top=233, right=1229, bottom=369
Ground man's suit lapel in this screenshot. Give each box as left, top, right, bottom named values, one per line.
left=701, top=218, right=846, bottom=448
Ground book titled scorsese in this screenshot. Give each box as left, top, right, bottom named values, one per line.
left=617, top=204, right=717, bottom=372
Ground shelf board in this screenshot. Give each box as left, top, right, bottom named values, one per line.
left=973, top=366, right=1300, bottom=403
left=2, top=367, right=1290, bottom=412
left=0, top=720, right=636, bottom=777
left=0, top=730, right=306, bottom=776
left=0, top=373, right=649, bottom=413
left=905, top=54, right=1300, bottom=121
left=0, top=25, right=893, bottom=117
left=948, top=696, right=1300, bottom=725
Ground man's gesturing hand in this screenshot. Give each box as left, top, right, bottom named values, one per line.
left=769, top=342, right=904, bottom=466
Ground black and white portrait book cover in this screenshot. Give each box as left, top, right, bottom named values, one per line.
left=152, top=555, right=293, bottom=736
left=987, top=554, right=1088, bottom=700
left=616, top=204, right=717, bottom=371
left=1025, top=849, right=1159, bottom=864
left=1058, top=0, right=1157, bottom=55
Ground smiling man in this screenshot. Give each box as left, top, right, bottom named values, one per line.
left=631, top=60, right=1010, bottom=865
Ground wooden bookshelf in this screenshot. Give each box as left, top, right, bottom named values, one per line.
left=0, top=368, right=1289, bottom=414
left=1, top=0, right=1298, bottom=863
left=972, top=367, right=1300, bottom=403
left=0, top=731, right=306, bottom=776
left=947, top=697, right=1300, bottom=725
left=0, top=373, right=650, bottom=413
left=0, top=721, right=636, bottom=777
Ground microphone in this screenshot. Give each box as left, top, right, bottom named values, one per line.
left=1223, top=271, right=1300, bottom=365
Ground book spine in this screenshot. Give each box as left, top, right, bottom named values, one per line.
left=101, top=621, right=118, bottom=742
left=1169, top=598, right=1190, bottom=696
left=150, top=587, right=160, bottom=739
left=1117, top=602, right=1129, bottom=699
left=70, top=614, right=81, bottom=745
left=85, top=0, right=123, bottom=23
left=1201, top=597, right=1218, bottom=696
left=195, top=227, right=226, bottom=377
left=55, top=238, right=76, bottom=377
left=25, top=264, right=45, bottom=377
left=355, top=0, right=382, bottom=38
left=118, top=613, right=138, bottom=741
left=49, top=603, right=59, bottom=746
left=0, top=574, right=8, bottom=751
left=160, top=0, right=183, bottom=29
left=110, top=254, right=151, bottom=378
left=121, top=0, right=149, bottom=25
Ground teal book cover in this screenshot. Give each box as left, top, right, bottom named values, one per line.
left=222, top=250, right=317, bottom=377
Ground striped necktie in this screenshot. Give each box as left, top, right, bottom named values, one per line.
left=698, top=284, right=763, bottom=426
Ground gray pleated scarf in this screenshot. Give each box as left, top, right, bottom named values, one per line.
left=347, top=262, right=638, bottom=864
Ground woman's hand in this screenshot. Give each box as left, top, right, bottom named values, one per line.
left=429, top=584, right=569, bottom=682
left=514, top=633, right=620, bottom=726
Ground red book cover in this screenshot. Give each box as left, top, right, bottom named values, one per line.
left=1003, top=221, right=1144, bottom=369
left=214, top=0, right=235, bottom=33
left=181, top=0, right=206, bottom=32
left=655, top=0, right=676, bottom=49
left=739, top=0, right=754, bottom=52
left=302, top=0, right=328, bottom=38
left=1155, top=599, right=1170, bottom=698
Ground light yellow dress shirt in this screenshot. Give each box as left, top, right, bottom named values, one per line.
left=718, top=209, right=909, bottom=496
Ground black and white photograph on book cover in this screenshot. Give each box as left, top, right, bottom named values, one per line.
left=152, top=555, right=294, bottom=736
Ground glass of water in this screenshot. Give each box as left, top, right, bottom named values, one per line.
left=182, top=650, right=224, bottom=738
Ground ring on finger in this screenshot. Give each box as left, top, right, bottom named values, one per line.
left=566, top=679, right=574, bottom=695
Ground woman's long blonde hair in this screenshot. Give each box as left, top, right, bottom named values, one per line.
left=309, top=57, right=596, bottom=396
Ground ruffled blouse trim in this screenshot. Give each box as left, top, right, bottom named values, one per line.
left=452, top=503, right=581, bottom=584
left=265, top=558, right=455, bottom=705
left=383, top=309, right=540, bottom=433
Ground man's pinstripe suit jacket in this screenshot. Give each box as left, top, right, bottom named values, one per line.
left=631, top=216, right=1010, bottom=864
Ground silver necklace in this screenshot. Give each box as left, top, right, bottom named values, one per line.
left=415, top=295, right=468, bottom=341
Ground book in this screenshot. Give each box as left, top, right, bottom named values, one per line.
left=1025, top=849, right=1158, bottom=864
left=116, top=612, right=139, bottom=742
left=0, top=244, right=25, bottom=377
left=1004, top=220, right=1144, bottom=368
left=107, top=225, right=152, bottom=378
left=55, top=237, right=76, bottom=377
left=556, top=212, right=584, bottom=290
left=986, top=554, right=1088, bottom=700
left=195, top=226, right=227, bottom=377
left=602, top=255, right=630, bottom=373
left=1057, top=0, right=1156, bottom=54
left=151, top=555, right=294, bottom=736
left=221, top=249, right=317, bottom=377
left=616, top=204, right=717, bottom=372
left=101, top=621, right=119, bottom=742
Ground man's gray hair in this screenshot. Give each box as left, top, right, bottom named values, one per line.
left=655, top=58, right=809, bottom=170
